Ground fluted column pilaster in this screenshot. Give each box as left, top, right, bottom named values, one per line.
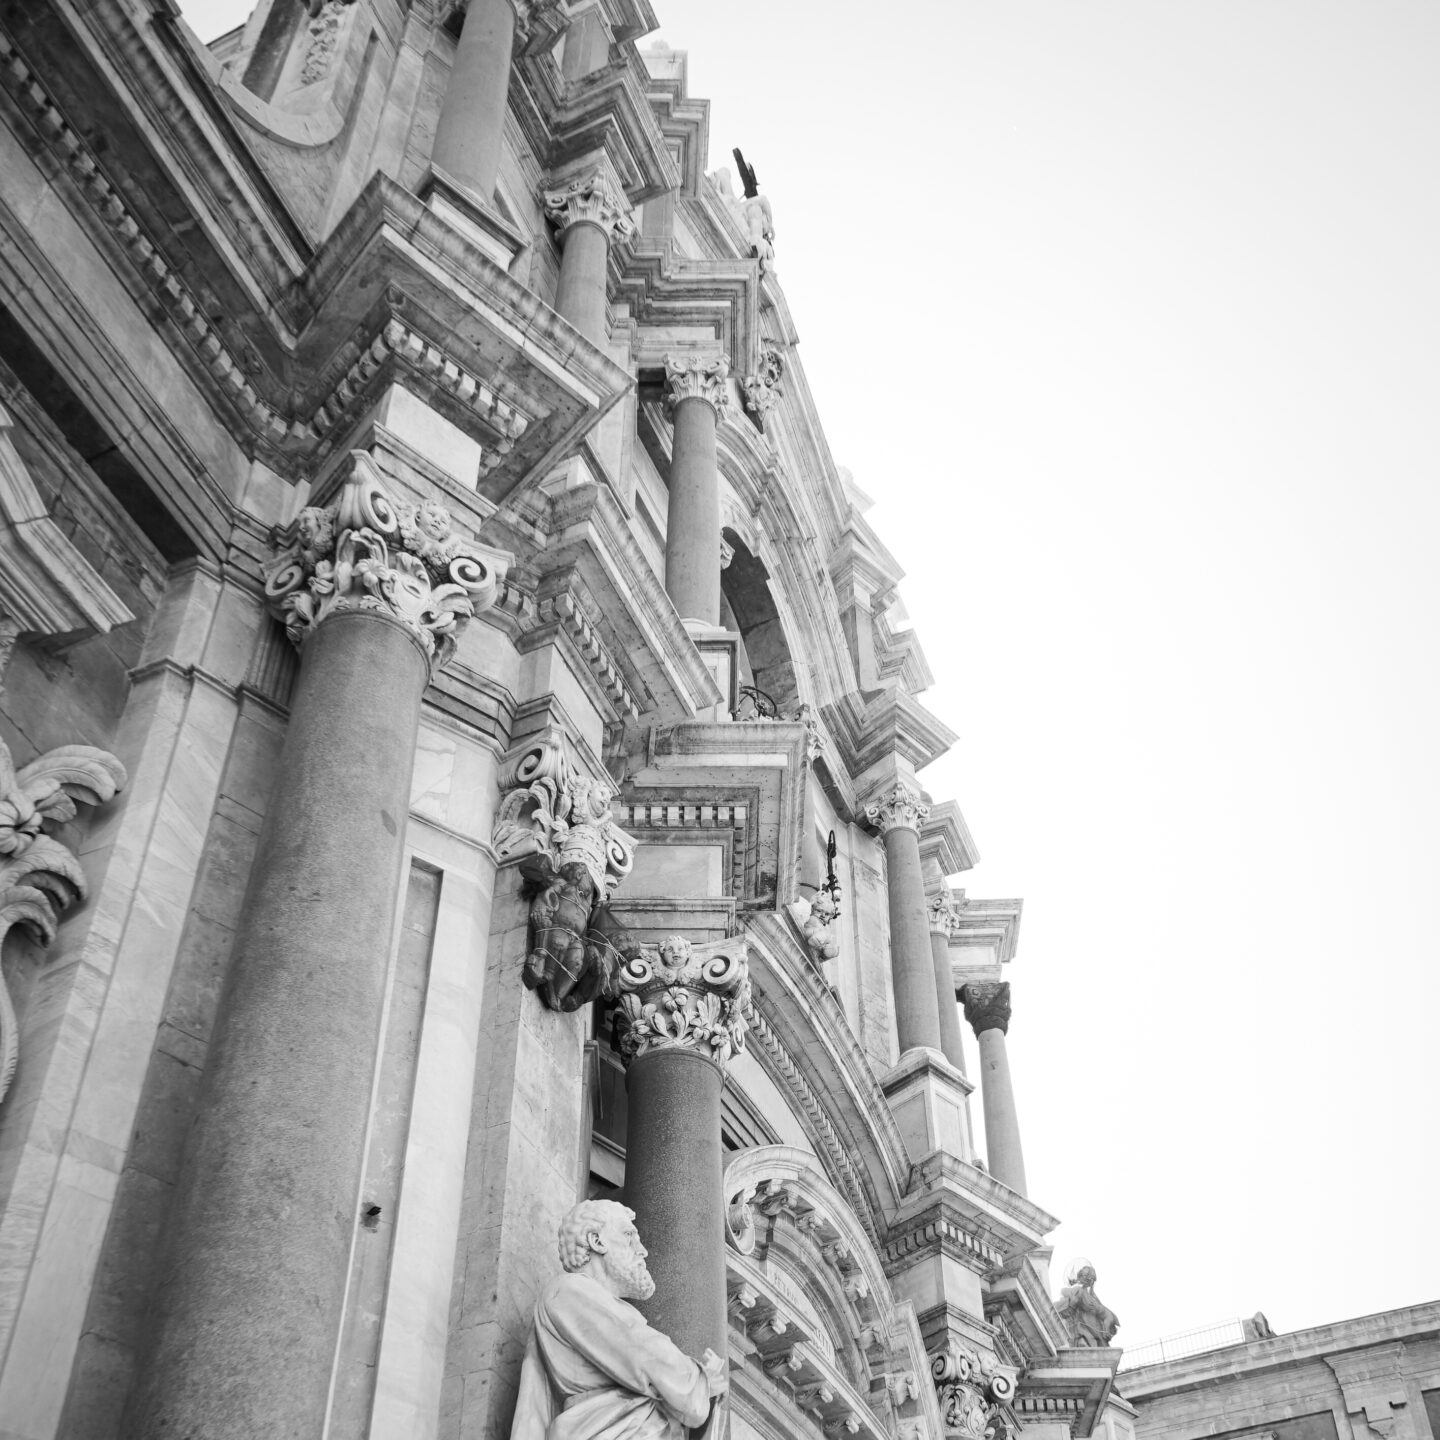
left=616, top=935, right=750, bottom=1362
left=123, top=458, right=503, bottom=1440
left=663, top=355, right=729, bottom=626
left=962, top=981, right=1028, bottom=1196
left=866, top=781, right=944, bottom=1055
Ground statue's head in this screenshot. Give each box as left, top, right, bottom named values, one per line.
left=557, top=1200, right=655, bottom=1301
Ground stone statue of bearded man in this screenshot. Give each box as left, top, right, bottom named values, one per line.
left=511, top=1201, right=728, bottom=1440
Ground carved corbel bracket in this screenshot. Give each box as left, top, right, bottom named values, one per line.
left=0, top=735, right=126, bottom=1104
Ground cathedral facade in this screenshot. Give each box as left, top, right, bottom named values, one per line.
left=0, top=4, right=1125, bottom=1439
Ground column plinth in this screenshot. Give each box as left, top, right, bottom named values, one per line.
left=123, top=460, right=503, bottom=1440
left=432, top=0, right=516, bottom=204
left=663, top=355, right=729, bottom=627
left=866, top=782, right=944, bottom=1056
left=962, top=981, right=1028, bottom=1196
left=615, top=935, right=749, bottom=1361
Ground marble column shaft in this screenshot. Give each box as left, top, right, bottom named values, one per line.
left=123, top=611, right=430, bottom=1439
left=929, top=929, right=968, bottom=1073
left=615, top=937, right=748, bottom=1364
left=962, top=982, right=1028, bottom=1196
left=663, top=357, right=728, bottom=627
left=432, top=0, right=516, bottom=203
left=866, top=784, right=944, bottom=1055
left=625, top=1050, right=727, bottom=1358
left=543, top=172, right=635, bottom=349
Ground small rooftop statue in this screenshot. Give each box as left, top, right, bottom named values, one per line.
left=731, top=147, right=774, bottom=275
left=512, top=1201, right=728, bottom=1440
left=1056, top=1258, right=1120, bottom=1348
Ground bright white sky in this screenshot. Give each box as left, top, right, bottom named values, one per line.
left=184, top=0, right=1440, bottom=1346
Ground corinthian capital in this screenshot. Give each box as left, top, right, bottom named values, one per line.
left=864, top=780, right=930, bottom=836
left=961, top=981, right=1011, bottom=1037
left=664, top=354, right=731, bottom=419
left=928, top=887, right=968, bottom=936
left=262, top=453, right=504, bottom=670
left=611, top=934, right=750, bottom=1069
left=542, top=168, right=636, bottom=242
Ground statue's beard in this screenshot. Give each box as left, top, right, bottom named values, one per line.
left=611, top=1253, right=656, bottom=1301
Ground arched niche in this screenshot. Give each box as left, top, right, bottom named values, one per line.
left=721, top=530, right=802, bottom=718
left=722, top=1146, right=945, bottom=1440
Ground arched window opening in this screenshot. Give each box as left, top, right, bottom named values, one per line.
left=720, top=530, right=801, bottom=719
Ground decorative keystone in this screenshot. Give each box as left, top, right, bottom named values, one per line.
left=263, top=452, right=502, bottom=669
left=664, top=354, right=730, bottom=420
left=863, top=780, right=930, bottom=836
left=612, top=934, right=750, bottom=1068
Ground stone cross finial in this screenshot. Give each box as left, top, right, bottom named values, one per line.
left=664, top=354, right=731, bottom=420
left=863, top=780, right=930, bottom=836
left=542, top=168, right=636, bottom=242
left=262, top=452, right=503, bottom=670
left=612, top=934, right=751, bottom=1069
left=961, top=981, right=1011, bottom=1037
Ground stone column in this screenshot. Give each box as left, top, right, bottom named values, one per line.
left=663, top=355, right=729, bottom=626
left=616, top=936, right=750, bottom=1362
left=542, top=169, right=636, bottom=347
left=865, top=781, right=944, bottom=1055
left=122, top=459, right=502, bottom=1440
left=961, top=982, right=1028, bottom=1196
left=927, top=892, right=969, bottom=1074
left=431, top=0, right=518, bottom=203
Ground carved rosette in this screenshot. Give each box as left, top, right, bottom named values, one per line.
left=664, top=354, right=731, bottom=421
left=611, top=934, right=751, bottom=1069
left=0, top=734, right=126, bottom=1104
left=863, top=780, right=930, bottom=836
left=262, top=453, right=500, bottom=669
left=928, top=887, right=968, bottom=936
left=931, top=1343, right=1017, bottom=1440
left=961, top=981, right=1011, bottom=1037
left=542, top=169, right=636, bottom=243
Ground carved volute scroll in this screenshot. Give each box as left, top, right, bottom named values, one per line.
left=931, top=1341, right=1018, bottom=1440
left=542, top=167, right=637, bottom=242
left=0, top=734, right=126, bottom=1104
left=262, top=452, right=503, bottom=669
left=960, top=981, right=1011, bottom=1038
left=612, top=934, right=751, bottom=1069
left=492, top=735, right=637, bottom=1011
left=928, top=888, right=967, bottom=937
left=664, top=354, right=731, bottom=420
left=863, top=780, right=929, bottom=837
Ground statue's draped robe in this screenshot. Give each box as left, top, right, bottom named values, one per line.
left=513, top=1273, right=711, bottom=1440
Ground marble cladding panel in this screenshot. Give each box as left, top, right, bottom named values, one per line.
left=849, top=845, right=897, bottom=1072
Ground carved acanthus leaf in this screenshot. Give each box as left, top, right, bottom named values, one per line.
left=611, top=934, right=750, bottom=1068
left=928, top=886, right=968, bottom=936
left=664, top=354, right=731, bottom=419
left=0, top=734, right=126, bottom=1104
left=960, top=981, right=1011, bottom=1038
left=542, top=169, right=636, bottom=242
left=931, top=1343, right=1018, bottom=1440
left=262, top=453, right=502, bottom=668
left=863, top=780, right=929, bottom=836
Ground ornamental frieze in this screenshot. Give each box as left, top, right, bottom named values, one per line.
left=0, top=734, right=126, bottom=1105
left=262, top=453, right=502, bottom=669
left=612, top=934, right=750, bottom=1068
